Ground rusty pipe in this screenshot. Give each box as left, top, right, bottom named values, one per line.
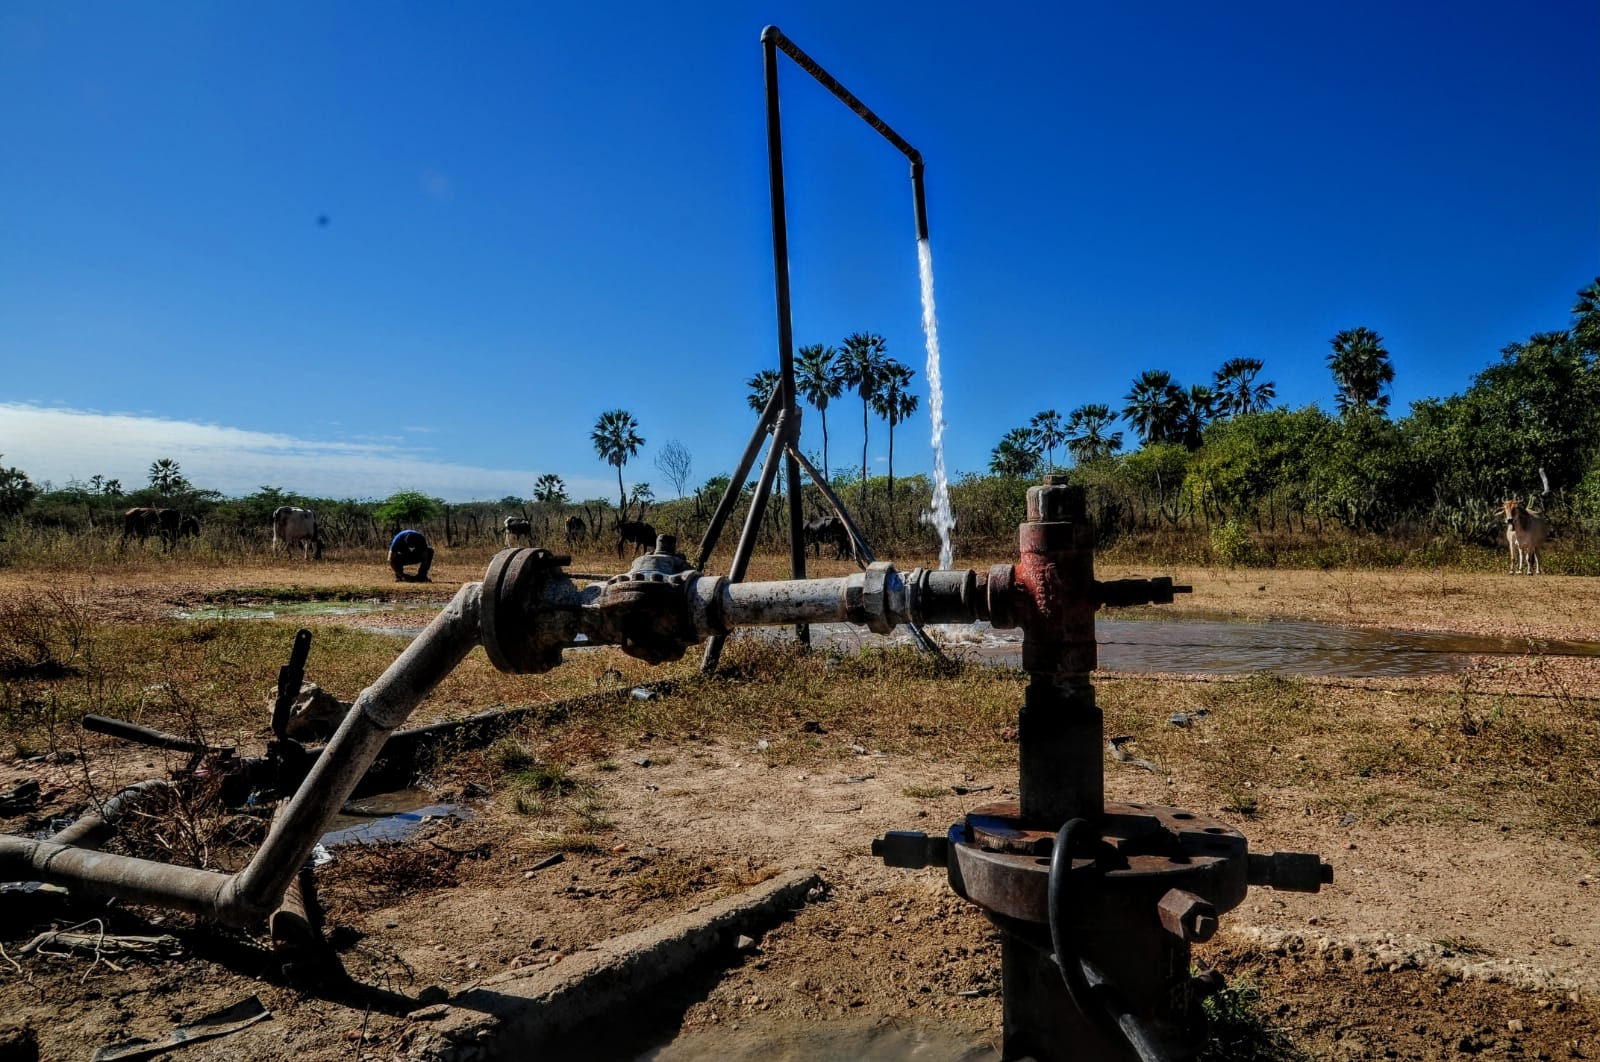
left=0, top=582, right=483, bottom=924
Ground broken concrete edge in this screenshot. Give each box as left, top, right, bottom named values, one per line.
left=404, top=868, right=825, bottom=1061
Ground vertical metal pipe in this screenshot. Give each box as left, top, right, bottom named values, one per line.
left=911, top=160, right=930, bottom=242
left=762, top=30, right=811, bottom=643
left=1013, top=480, right=1102, bottom=824
left=695, top=386, right=783, bottom=571
left=701, top=411, right=789, bottom=673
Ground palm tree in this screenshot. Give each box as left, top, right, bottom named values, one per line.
left=591, top=409, right=644, bottom=513
left=796, top=344, right=844, bottom=481
left=989, top=427, right=1042, bottom=477
left=1029, top=410, right=1066, bottom=470
left=147, top=458, right=188, bottom=496
left=1212, top=357, right=1276, bottom=417
left=870, top=361, right=919, bottom=530
left=533, top=474, right=568, bottom=505
left=1065, top=404, right=1123, bottom=463
left=746, top=369, right=782, bottom=436
left=1173, top=385, right=1216, bottom=450
left=1122, top=370, right=1184, bottom=446
left=1327, top=327, right=1395, bottom=416
left=1571, top=277, right=1600, bottom=352
left=837, top=332, right=889, bottom=500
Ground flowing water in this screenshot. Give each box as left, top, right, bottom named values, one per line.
left=917, top=238, right=956, bottom=570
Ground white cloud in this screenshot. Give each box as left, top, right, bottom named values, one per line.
left=0, top=403, right=615, bottom=502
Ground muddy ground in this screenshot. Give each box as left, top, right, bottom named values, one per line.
left=1, top=550, right=1598, bottom=1060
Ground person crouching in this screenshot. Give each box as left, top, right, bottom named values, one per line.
left=388, top=529, right=434, bottom=582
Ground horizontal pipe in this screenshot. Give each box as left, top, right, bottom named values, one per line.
left=81, top=715, right=227, bottom=755
left=49, top=779, right=173, bottom=850
left=723, top=576, right=851, bottom=627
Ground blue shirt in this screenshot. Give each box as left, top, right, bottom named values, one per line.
left=390, top=530, right=427, bottom=552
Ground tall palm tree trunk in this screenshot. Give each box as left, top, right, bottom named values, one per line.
left=861, top=398, right=870, bottom=507
left=887, top=421, right=896, bottom=535
left=820, top=410, right=830, bottom=483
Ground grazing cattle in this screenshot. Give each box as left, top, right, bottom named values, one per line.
left=1501, top=498, right=1549, bottom=575
left=615, top=520, right=657, bottom=559
left=503, top=516, right=533, bottom=546
left=121, top=507, right=180, bottom=550
left=565, top=515, right=586, bottom=548
left=272, top=506, right=324, bottom=560
left=802, top=516, right=851, bottom=560
left=178, top=514, right=201, bottom=541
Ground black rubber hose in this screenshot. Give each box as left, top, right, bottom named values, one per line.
left=1048, top=818, right=1170, bottom=1062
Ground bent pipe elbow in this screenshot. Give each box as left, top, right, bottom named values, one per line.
left=0, top=582, right=486, bottom=927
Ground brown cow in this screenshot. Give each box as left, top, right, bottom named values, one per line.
left=121, top=507, right=180, bottom=550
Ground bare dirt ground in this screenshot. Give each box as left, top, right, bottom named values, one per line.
left=2, top=550, right=1599, bottom=1060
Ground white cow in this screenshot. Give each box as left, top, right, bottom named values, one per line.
left=272, top=506, right=323, bottom=560
left=503, top=516, right=533, bottom=546
left=1501, top=498, right=1548, bottom=575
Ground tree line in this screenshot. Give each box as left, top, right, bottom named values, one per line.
left=975, top=280, right=1600, bottom=557
left=4, top=281, right=1597, bottom=570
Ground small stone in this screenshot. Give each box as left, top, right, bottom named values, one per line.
left=734, top=934, right=757, bottom=953
left=756, top=739, right=769, bottom=751
left=417, top=985, right=449, bottom=1005
left=633, top=756, right=652, bottom=767
left=1508, top=1019, right=1526, bottom=1033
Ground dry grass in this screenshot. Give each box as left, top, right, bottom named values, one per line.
left=4, top=548, right=1598, bottom=865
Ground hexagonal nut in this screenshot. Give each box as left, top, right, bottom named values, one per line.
left=1157, top=888, right=1218, bottom=943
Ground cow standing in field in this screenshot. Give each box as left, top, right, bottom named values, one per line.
left=802, top=516, right=851, bottom=560
left=565, top=515, right=586, bottom=548
left=503, top=516, right=533, bottom=546
left=615, top=520, right=657, bottom=559
left=121, top=507, right=181, bottom=550
left=272, top=506, right=324, bottom=560
left=1502, top=498, right=1549, bottom=575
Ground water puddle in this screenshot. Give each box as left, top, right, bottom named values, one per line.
left=173, top=600, right=425, bottom=621
left=318, top=788, right=466, bottom=848
left=641, top=1016, right=996, bottom=1061
left=803, top=615, right=1600, bottom=678
left=171, top=596, right=1600, bottom=679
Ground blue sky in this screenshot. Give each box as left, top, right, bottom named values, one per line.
left=3, top=2, right=1597, bottom=501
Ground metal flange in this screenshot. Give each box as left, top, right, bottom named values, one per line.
left=480, top=548, right=578, bottom=674
left=947, top=801, right=1251, bottom=926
